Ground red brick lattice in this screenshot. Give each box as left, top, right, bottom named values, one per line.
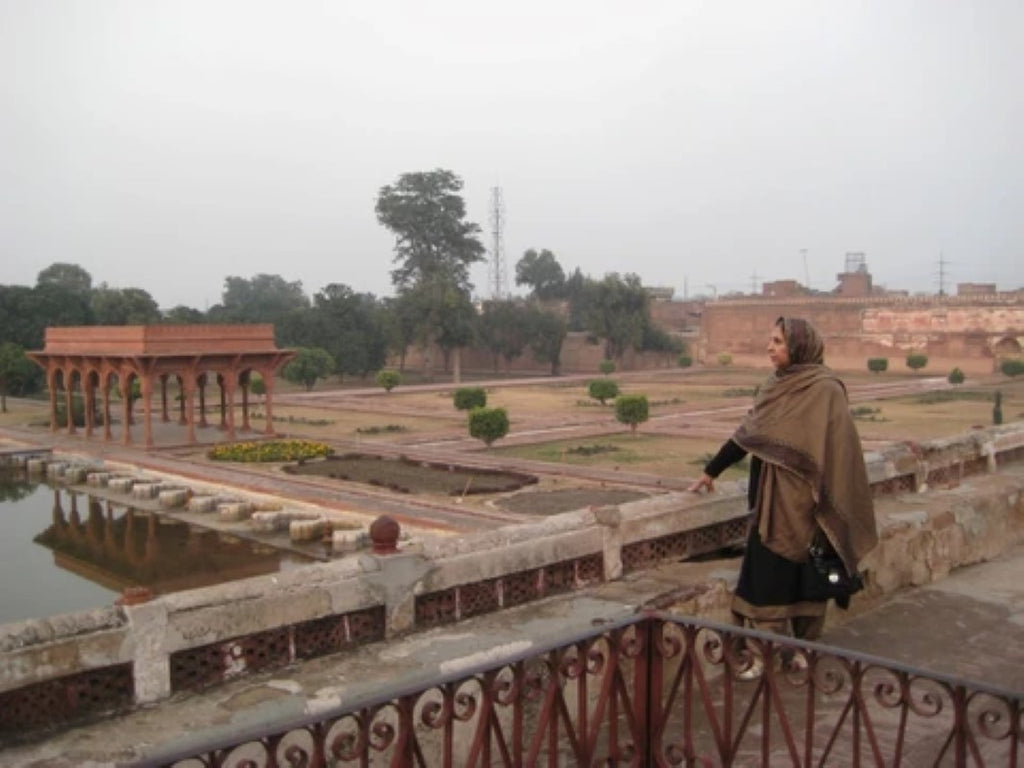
left=170, top=607, right=385, bottom=693
left=621, top=518, right=750, bottom=574
left=0, top=663, right=133, bottom=738
left=996, top=445, right=1024, bottom=467
left=460, top=578, right=501, bottom=619
left=293, top=607, right=386, bottom=660
left=503, top=569, right=542, bottom=608
left=871, top=473, right=917, bottom=497
left=415, top=556, right=606, bottom=629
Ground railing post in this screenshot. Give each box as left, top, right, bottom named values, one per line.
left=633, top=615, right=655, bottom=765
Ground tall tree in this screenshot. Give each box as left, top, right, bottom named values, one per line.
left=515, top=249, right=565, bottom=300
left=376, top=169, right=485, bottom=378
left=477, top=300, right=530, bottom=372
left=380, top=294, right=420, bottom=372
left=92, top=285, right=162, bottom=325
left=0, top=285, right=44, bottom=348
left=310, top=284, right=389, bottom=380
left=563, top=267, right=591, bottom=332
left=375, top=169, right=486, bottom=291
left=583, top=273, right=650, bottom=363
left=31, top=262, right=95, bottom=333
left=36, top=262, right=93, bottom=295
left=433, top=283, right=477, bottom=376
left=0, top=342, right=37, bottom=412
left=524, top=306, right=568, bottom=376
left=215, top=274, right=310, bottom=326
left=163, top=305, right=207, bottom=324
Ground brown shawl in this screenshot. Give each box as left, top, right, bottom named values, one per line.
left=732, top=318, right=878, bottom=575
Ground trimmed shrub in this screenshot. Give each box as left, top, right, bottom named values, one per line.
left=615, top=394, right=649, bottom=435
left=468, top=407, right=510, bottom=447
left=599, top=359, right=616, bottom=376
left=717, top=352, right=733, bottom=367
left=588, top=379, right=620, bottom=405
left=906, top=353, right=928, bottom=371
left=677, top=354, right=693, bottom=368
left=453, top=386, right=486, bottom=411
left=993, top=390, right=1003, bottom=425
left=376, top=369, right=401, bottom=392
left=1000, top=359, right=1024, bottom=377
left=947, top=367, right=965, bottom=385
left=867, top=357, right=889, bottom=374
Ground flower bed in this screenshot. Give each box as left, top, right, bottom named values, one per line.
left=207, top=440, right=334, bottom=463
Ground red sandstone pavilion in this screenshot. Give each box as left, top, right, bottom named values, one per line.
left=28, top=325, right=295, bottom=448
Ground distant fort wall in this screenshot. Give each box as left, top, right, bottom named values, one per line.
left=699, top=295, right=1023, bottom=374
left=398, top=294, right=1022, bottom=376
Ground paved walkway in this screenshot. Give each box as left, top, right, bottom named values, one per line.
left=3, top=543, right=1021, bottom=766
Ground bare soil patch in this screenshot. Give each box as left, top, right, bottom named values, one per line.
left=285, top=453, right=537, bottom=496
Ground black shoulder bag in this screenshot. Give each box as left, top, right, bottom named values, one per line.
left=806, top=531, right=864, bottom=608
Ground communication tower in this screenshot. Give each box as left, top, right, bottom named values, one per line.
left=488, top=187, right=508, bottom=300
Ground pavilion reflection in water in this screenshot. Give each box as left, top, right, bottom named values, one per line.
left=34, top=489, right=312, bottom=595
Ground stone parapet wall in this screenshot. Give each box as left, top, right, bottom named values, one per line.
left=2, top=424, right=1024, bottom=734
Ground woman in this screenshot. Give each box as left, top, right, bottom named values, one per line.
left=689, top=317, right=877, bottom=645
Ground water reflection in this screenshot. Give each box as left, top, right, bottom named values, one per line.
left=1, top=472, right=317, bottom=625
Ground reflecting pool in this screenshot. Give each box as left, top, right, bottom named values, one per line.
left=0, top=471, right=317, bottom=625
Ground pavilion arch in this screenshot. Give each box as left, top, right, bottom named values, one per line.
left=28, top=325, right=294, bottom=449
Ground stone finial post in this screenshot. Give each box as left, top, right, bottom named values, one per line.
left=370, top=515, right=401, bottom=555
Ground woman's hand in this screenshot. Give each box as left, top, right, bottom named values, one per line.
left=687, top=473, right=715, bottom=494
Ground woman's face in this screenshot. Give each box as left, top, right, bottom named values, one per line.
left=767, top=324, right=790, bottom=370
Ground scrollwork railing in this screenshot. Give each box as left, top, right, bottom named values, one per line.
left=135, top=615, right=1022, bottom=767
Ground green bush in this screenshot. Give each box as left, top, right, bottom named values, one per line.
left=1000, top=359, right=1024, bottom=377
left=947, top=367, right=965, bottom=385
left=906, top=353, right=928, bottom=371
left=468, top=407, right=510, bottom=447
left=677, top=354, right=693, bottom=368
left=867, top=357, right=889, bottom=374
left=588, top=379, right=620, bottom=405
left=717, top=352, right=733, bottom=367
left=615, top=394, right=649, bottom=435
left=599, top=359, right=616, bottom=376
left=453, top=386, right=486, bottom=411
left=376, top=369, right=401, bottom=392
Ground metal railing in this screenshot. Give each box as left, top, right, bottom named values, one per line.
left=134, top=613, right=1022, bottom=767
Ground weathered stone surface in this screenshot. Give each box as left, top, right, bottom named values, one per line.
left=188, top=495, right=218, bottom=513
left=108, top=477, right=135, bottom=493
left=157, top=489, right=188, bottom=507
left=131, top=483, right=160, bottom=499
left=290, top=518, right=327, bottom=542
left=86, top=472, right=111, bottom=487
left=332, top=529, right=367, bottom=553
left=218, top=502, right=254, bottom=521
left=251, top=511, right=290, bottom=532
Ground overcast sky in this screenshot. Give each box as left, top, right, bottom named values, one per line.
left=2, top=0, right=1021, bottom=309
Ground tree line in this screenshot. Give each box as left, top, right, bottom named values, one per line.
left=0, top=169, right=681, bottom=405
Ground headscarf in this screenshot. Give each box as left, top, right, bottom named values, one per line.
left=732, top=317, right=878, bottom=575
